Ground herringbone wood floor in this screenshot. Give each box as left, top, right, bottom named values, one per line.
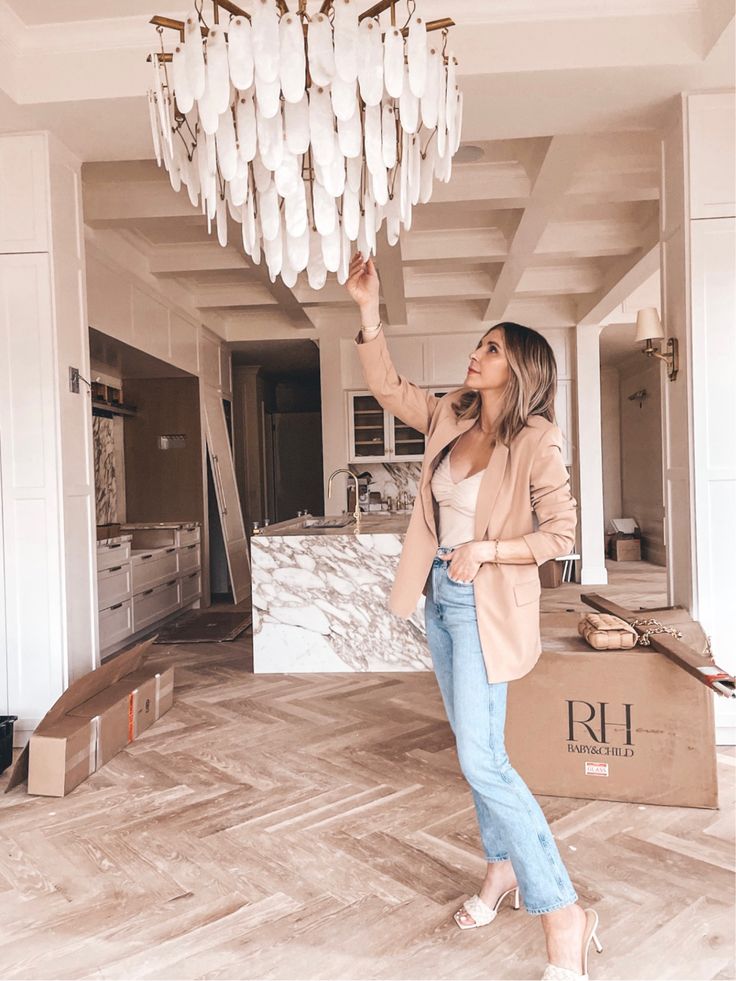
left=0, top=561, right=733, bottom=980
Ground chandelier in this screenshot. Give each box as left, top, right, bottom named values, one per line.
left=147, top=1, right=462, bottom=290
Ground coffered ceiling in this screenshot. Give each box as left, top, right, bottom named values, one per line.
left=1, top=0, right=734, bottom=342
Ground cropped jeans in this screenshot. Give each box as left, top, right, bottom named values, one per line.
left=424, top=547, right=578, bottom=915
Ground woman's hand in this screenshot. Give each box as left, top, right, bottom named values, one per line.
left=347, top=252, right=380, bottom=326
left=439, top=542, right=485, bottom=584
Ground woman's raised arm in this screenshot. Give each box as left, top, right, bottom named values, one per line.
left=346, top=252, right=439, bottom=436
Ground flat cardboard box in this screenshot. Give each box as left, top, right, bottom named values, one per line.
left=506, top=610, right=718, bottom=808
left=5, top=638, right=155, bottom=794
left=123, top=666, right=175, bottom=722
left=28, top=715, right=97, bottom=798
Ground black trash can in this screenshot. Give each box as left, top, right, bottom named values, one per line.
left=1, top=716, right=18, bottom=775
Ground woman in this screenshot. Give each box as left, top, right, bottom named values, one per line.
left=346, top=253, right=603, bottom=981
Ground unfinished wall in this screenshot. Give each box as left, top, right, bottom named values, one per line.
left=618, top=356, right=665, bottom=565
left=123, top=377, right=204, bottom=526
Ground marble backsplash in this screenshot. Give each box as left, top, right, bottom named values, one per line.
left=350, top=462, right=422, bottom=504
left=93, top=416, right=118, bottom=525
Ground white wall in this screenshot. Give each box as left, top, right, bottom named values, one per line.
left=600, top=366, right=622, bottom=529
left=661, top=90, right=736, bottom=743
left=0, top=131, right=97, bottom=740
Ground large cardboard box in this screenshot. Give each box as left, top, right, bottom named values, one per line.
left=610, top=538, right=641, bottom=561
left=4, top=639, right=171, bottom=797
left=28, top=716, right=97, bottom=797
left=506, top=609, right=718, bottom=808
left=68, top=667, right=174, bottom=751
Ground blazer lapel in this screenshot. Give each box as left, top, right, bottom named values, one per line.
left=473, top=440, right=509, bottom=540
left=419, top=414, right=476, bottom=539
left=418, top=411, right=511, bottom=542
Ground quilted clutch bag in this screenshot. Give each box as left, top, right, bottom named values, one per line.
left=577, top=612, right=638, bottom=650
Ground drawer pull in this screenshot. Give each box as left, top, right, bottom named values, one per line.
left=186, top=544, right=196, bottom=551
left=142, top=588, right=154, bottom=596
left=109, top=543, right=121, bottom=549
left=187, top=573, right=197, bottom=580
left=166, top=547, right=176, bottom=553
left=107, top=565, right=123, bottom=573
left=109, top=603, right=123, bottom=611
left=166, top=580, right=177, bottom=587
left=141, top=554, right=153, bottom=560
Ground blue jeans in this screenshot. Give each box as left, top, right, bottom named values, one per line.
left=424, top=547, right=578, bottom=915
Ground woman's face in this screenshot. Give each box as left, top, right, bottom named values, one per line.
left=465, top=327, right=510, bottom=393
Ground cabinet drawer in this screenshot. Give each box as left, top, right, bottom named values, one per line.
left=179, top=571, right=201, bottom=605
left=133, top=580, right=180, bottom=633
left=99, top=599, right=133, bottom=652
left=178, top=543, right=200, bottom=573
left=98, top=564, right=132, bottom=611
left=176, top=527, right=200, bottom=547
left=97, top=542, right=131, bottom=569
left=132, top=549, right=179, bottom=592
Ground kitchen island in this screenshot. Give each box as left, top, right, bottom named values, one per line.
left=251, top=514, right=431, bottom=672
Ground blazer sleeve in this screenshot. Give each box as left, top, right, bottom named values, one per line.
left=354, top=329, right=439, bottom=435
left=522, top=426, right=578, bottom=565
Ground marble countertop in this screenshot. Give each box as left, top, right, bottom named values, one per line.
left=254, top=512, right=411, bottom=538
left=121, top=522, right=200, bottom=530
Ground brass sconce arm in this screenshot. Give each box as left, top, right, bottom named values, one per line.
left=641, top=337, right=679, bottom=382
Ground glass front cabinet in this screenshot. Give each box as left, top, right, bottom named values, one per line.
left=347, top=390, right=451, bottom=463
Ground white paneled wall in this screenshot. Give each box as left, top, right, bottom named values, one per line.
left=0, top=132, right=97, bottom=741
left=661, top=91, right=736, bottom=743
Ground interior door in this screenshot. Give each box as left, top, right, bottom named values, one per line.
left=202, top=384, right=251, bottom=604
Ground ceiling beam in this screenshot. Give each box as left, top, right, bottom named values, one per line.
left=576, top=219, right=660, bottom=324
left=226, top=215, right=315, bottom=329
left=376, top=227, right=407, bottom=326
left=483, top=135, right=586, bottom=321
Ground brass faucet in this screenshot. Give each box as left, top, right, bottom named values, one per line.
left=327, top=468, right=361, bottom=533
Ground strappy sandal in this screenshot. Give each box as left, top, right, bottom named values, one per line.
left=453, top=885, right=521, bottom=930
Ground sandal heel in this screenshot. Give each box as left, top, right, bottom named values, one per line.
left=513, top=887, right=520, bottom=910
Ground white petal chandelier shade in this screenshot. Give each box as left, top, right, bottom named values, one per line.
left=147, top=0, right=462, bottom=288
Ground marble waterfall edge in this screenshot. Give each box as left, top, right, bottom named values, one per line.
left=252, top=533, right=430, bottom=672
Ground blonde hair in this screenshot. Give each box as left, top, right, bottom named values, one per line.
left=452, top=322, right=557, bottom=445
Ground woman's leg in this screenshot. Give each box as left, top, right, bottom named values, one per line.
left=435, top=568, right=578, bottom=916
left=424, top=559, right=511, bottom=866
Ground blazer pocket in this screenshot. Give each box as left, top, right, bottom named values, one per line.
left=514, top=577, right=541, bottom=606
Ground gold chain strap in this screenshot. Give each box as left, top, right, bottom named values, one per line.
left=629, top=617, right=684, bottom=647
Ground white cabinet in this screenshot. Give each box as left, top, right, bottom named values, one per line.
left=131, top=548, right=178, bottom=592
left=347, top=390, right=445, bottom=463
left=133, top=580, right=181, bottom=633
left=687, top=93, right=736, bottom=220
left=0, top=134, right=49, bottom=253
left=425, top=333, right=478, bottom=386
left=97, top=564, right=133, bottom=612
left=99, top=600, right=133, bottom=653
left=96, top=528, right=203, bottom=656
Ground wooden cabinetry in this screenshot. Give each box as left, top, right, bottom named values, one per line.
left=96, top=527, right=203, bottom=656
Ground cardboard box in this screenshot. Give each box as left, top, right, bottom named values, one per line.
left=539, top=559, right=563, bottom=588
left=5, top=639, right=160, bottom=796
left=610, top=538, right=641, bottom=561
left=505, top=609, right=718, bottom=808
left=70, top=666, right=175, bottom=744
left=28, top=716, right=98, bottom=797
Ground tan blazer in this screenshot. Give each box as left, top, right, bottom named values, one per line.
left=356, top=329, right=578, bottom=684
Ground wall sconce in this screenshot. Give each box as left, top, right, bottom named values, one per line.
left=628, top=388, right=648, bottom=409
left=635, top=308, right=679, bottom=381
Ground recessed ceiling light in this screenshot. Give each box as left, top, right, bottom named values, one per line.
left=454, top=144, right=485, bottom=163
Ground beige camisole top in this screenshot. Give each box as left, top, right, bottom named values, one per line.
left=430, top=443, right=485, bottom=548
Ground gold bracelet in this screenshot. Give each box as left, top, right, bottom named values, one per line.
left=491, top=539, right=500, bottom=563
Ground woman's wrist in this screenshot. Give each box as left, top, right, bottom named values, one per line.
left=360, top=306, right=381, bottom=330
left=471, top=539, right=500, bottom=564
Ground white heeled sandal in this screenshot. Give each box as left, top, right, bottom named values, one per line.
left=541, top=908, right=603, bottom=980
left=453, top=885, right=520, bottom=930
